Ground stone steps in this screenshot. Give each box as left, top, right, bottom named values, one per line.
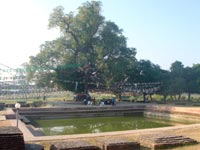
left=137, top=134, right=198, bottom=149
left=17, top=106, right=145, bottom=119
left=96, top=138, right=140, bottom=150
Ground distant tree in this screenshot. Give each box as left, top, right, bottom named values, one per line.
left=170, top=61, right=184, bottom=76
left=193, top=64, right=200, bottom=87
left=169, top=61, right=185, bottom=100
left=135, top=60, right=163, bottom=83
left=157, top=70, right=171, bottom=101
left=127, top=60, right=164, bottom=102
left=26, top=40, right=61, bottom=88
left=183, top=66, right=199, bottom=100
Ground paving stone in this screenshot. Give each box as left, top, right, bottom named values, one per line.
left=137, top=134, right=198, bottom=149
left=0, top=115, right=6, bottom=120
left=0, top=126, right=22, bottom=135
left=25, top=143, right=44, bottom=150
left=50, top=140, right=101, bottom=150
left=96, top=138, right=140, bottom=150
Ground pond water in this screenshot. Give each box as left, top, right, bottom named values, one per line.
left=30, top=116, right=176, bottom=136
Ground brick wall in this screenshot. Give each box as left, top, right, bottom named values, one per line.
left=0, top=127, right=25, bottom=150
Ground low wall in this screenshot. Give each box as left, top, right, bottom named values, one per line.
left=17, top=105, right=145, bottom=120
left=10, top=104, right=200, bottom=124
left=0, top=103, right=5, bottom=110
left=11, top=104, right=200, bottom=124
left=0, top=127, right=25, bottom=150
left=145, top=105, right=200, bottom=123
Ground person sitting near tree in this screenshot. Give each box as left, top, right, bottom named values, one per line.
left=111, top=97, right=116, bottom=106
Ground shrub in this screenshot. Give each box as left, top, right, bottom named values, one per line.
left=31, top=101, right=46, bottom=107
left=174, top=102, right=186, bottom=105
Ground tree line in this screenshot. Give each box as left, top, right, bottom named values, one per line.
left=25, top=1, right=200, bottom=101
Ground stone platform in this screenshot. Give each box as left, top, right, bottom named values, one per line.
left=0, top=126, right=25, bottom=150
left=137, top=134, right=198, bottom=149
left=50, top=140, right=101, bottom=150
left=96, top=138, right=140, bottom=150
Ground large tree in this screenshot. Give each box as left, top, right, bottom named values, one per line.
left=27, top=1, right=136, bottom=93
left=183, top=66, right=199, bottom=100
left=168, top=61, right=185, bottom=100
left=134, top=60, right=163, bottom=83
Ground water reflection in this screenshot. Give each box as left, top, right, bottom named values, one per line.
left=32, top=116, right=173, bottom=136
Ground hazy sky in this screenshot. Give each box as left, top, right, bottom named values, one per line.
left=0, top=0, right=200, bottom=70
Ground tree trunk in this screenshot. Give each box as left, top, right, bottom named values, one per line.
left=84, top=68, right=89, bottom=94
left=170, top=95, right=174, bottom=101
left=178, top=94, right=181, bottom=100
left=84, top=78, right=88, bottom=94
left=163, top=95, right=167, bottom=101
left=188, top=92, right=191, bottom=101
left=118, top=92, right=122, bottom=101
left=174, top=95, right=177, bottom=101
left=143, top=93, right=146, bottom=103
left=149, top=94, right=153, bottom=101
left=73, top=50, right=78, bottom=64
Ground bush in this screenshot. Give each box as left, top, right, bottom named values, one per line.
left=152, top=94, right=163, bottom=101
left=31, top=101, right=46, bottom=107
left=192, top=103, right=200, bottom=106
left=174, top=102, right=186, bottom=105
left=156, top=101, right=167, bottom=104
left=181, top=96, right=186, bottom=100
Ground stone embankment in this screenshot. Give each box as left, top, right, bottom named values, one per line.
left=145, top=105, right=200, bottom=123
left=15, top=105, right=145, bottom=120
left=3, top=103, right=200, bottom=149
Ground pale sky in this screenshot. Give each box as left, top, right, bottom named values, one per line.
left=0, top=0, right=200, bottom=70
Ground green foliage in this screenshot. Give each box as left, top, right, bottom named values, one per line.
left=91, top=93, right=115, bottom=100
left=174, top=102, right=187, bottom=105
left=135, top=60, right=162, bottom=83
left=157, top=61, right=200, bottom=101
left=170, top=61, right=184, bottom=76
left=31, top=101, right=47, bottom=107
left=27, top=1, right=136, bottom=93
left=151, top=94, right=163, bottom=101
left=192, top=102, right=200, bottom=106
left=26, top=1, right=200, bottom=99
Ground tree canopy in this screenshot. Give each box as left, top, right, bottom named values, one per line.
left=27, top=1, right=136, bottom=93
left=26, top=1, right=200, bottom=100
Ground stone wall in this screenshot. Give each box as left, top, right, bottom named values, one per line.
left=96, top=139, right=140, bottom=150
left=16, top=105, right=145, bottom=120
left=50, top=141, right=101, bottom=150
left=0, top=127, right=25, bottom=150
left=145, top=105, right=200, bottom=123
left=0, top=103, right=5, bottom=110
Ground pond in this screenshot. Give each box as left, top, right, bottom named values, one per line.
left=30, top=116, right=176, bottom=136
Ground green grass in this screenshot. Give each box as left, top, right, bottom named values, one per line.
left=0, top=99, right=40, bottom=104
left=1, top=92, right=200, bottom=107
